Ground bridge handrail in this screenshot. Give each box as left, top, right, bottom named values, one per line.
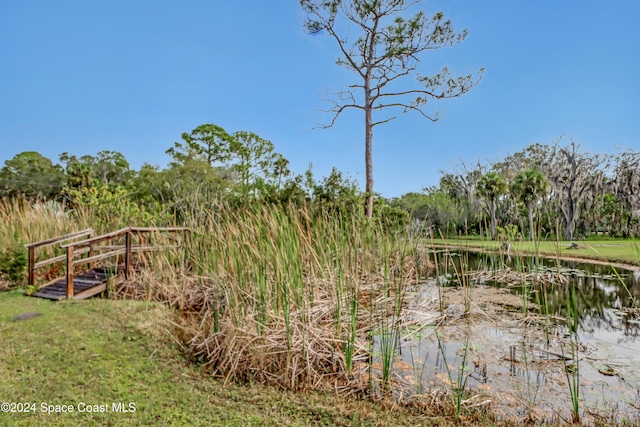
left=24, top=228, right=94, bottom=288
left=61, top=227, right=189, bottom=298
left=60, top=227, right=189, bottom=249
left=24, top=228, right=94, bottom=249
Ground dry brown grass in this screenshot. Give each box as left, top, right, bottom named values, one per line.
left=111, top=205, right=436, bottom=395
left=467, top=268, right=570, bottom=286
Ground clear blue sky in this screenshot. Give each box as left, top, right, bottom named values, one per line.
left=1, top=1, right=638, bottom=198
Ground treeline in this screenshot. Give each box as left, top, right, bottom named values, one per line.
left=3, top=128, right=638, bottom=240
left=0, top=124, right=408, bottom=228
left=391, top=140, right=640, bottom=240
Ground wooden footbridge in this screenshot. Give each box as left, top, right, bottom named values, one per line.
left=25, top=227, right=188, bottom=300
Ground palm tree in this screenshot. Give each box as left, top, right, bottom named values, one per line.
left=510, top=169, right=549, bottom=241
left=477, top=172, right=508, bottom=240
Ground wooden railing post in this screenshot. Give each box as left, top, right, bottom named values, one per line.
left=125, top=230, right=132, bottom=280
left=66, top=245, right=74, bottom=298
left=24, top=228, right=93, bottom=292
left=26, top=226, right=188, bottom=300
left=88, top=229, right=94, bottom=270
left=28, top=246, right=35, bottom=287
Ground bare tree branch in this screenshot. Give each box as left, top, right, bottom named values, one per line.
left=372, top=116, right=397, bottom=127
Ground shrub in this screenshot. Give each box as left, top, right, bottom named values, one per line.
left=0, top=240, right=28, bottom=286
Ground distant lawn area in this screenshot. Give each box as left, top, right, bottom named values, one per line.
left=0, top=291, right=456, bottom=427
left=431, top=238, right=640, bottom=267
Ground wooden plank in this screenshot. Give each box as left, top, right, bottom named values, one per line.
left=36, top=276, right=65, bottom=290
left=131, top=245, right=180, bottom=252
left=99, top=244, right=180, bottom=252
left=31, top=291, right=66, bottom=300
left=130, top=226, right=190, bottom=233
left=72, top=278, right=104, bottom=286
left=24, top=228, right=93, bottom=248
left=28, top=246, right=35, bottom=287
left=88, top=242, right=94, bottom=270
left=45, top=285, right=68, bottom=292
left=74, top=284, right=98, bottom=292
left=33, top=270, right=121, bottom=300
left=66, top=246, right=74, bottom=298
left=32, top=275, right=111, bottom=299
left=73, top=280, right=105, bottom=288
left=42, top=281, right=66, bottom=288
left=60, top=227, right=133, bottom=249
left=33, top=265, right=121, bottom=292
left=73, top=283, right=107, bottom=300
left=36, top=291, right=67, bottom=298
left=93, top=245, right=126, bottom=250
left=37, top=289, right=70, bottom=297
left=60, top=227, right=131, bottom=249
left=125, top=231, right=132, bottom=279
left=36, top=286, right=67, bottom=295
left=72, top=248, right=127, bottom=267
left=33, top=284, right=68, bottom=295
left=34, top=247, right=90, bottom=269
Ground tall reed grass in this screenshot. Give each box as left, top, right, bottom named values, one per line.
left=0, top=200, right=91, bottom=287
left=0, top=200, right=86, bottom=247
left=560, top=284, right=581, bottom=424
left=4, top=197, right=432, bottom=393
left=116, top=203, right=433, bottom=392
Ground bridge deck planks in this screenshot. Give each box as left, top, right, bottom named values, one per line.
left=30, top=268, right=124, bottom=300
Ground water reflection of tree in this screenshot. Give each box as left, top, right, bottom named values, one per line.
left=460, top=251, right=640, bottom=339
left=445, top=252, right=640, bottom=339
left=533, top=275, right=640, bottom=339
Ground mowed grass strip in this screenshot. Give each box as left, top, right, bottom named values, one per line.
left=0, top=291, right=449, bottom=427
left=433, top=238, right=640, bottom=266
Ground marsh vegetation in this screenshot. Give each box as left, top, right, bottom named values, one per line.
left=2, top=131, right=640, bottom=425
left=2, top=198, right=640, bottom=425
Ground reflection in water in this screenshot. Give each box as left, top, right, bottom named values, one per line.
left=396, top=250, right=640, bottom=423
left=443, top=250, right=640, bottom=340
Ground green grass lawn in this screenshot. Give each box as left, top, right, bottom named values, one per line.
left=431, top=238, right=640, bottom=266
left=0, top=291, right=456, bottom=427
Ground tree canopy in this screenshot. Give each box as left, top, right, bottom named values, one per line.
left=0, top=152, right=65, bottom=201
left=2, top=130, right=638, bottom=240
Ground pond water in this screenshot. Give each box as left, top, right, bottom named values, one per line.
left=391, top=250, right=640, bottom=424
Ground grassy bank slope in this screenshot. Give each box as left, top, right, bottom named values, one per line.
left=0, top=291, right=441, bottom=427
left=434, top=238, right=640, bottom=267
